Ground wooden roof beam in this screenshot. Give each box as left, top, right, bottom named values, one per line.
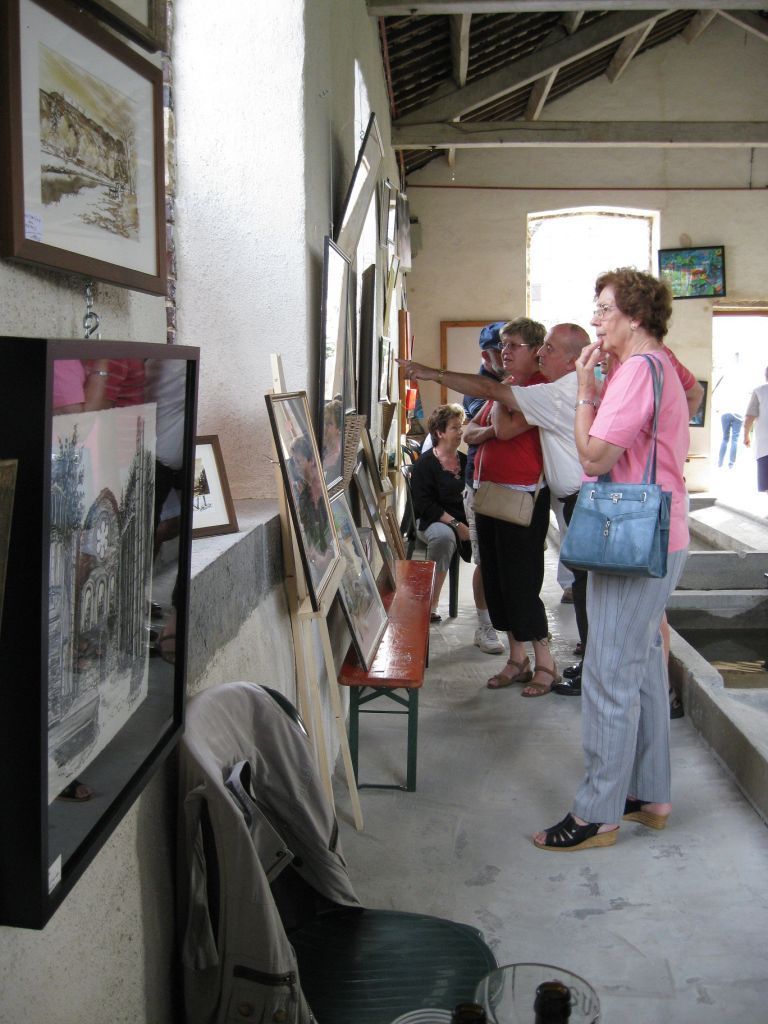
left=718, top=10, right=768, bottom=40
left=395, top=10, right=674, bottom=124
left=682, top=9, right=718, bottom=42
left=392, top=120, right=768, bottom=147
left=606, top=22, right=656, bottom=83
left=369, top=1, right=768, bottom=13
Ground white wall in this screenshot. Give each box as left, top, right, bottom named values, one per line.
left=406, top=20, right=768, bottom=488
left=0, top=1, right=394, bottom=1021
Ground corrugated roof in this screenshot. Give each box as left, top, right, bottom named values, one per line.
left=379, top=9, right=768, bottom=180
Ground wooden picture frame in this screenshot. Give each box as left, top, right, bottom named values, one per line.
left=192, top=435, right=239, bottom=539
left=0, top=459, right=18, bottom=633
left=0, top=337, right=199, bottom=928
left=317, top=237, right=350, bottom=493
left=658, top=246, right=726, bottom=300
left=378, top=177, right=397, bottom=249
left=360, top=425, right=385, bottom=500
left=0, top=0, right=167, bottom=294
left=352, top=459, right=396, bottom=589
left=395, top=190, right=411, bottom=272
left=439, top=320, right=503, bottom=403
left=330, top=492, right=387, bottom=670
left=383, top=254, right=400, bottom=330
left=378, top=336, right=392, bottom=403
left=75, top=0, right=167, bottom=51
left=265, top=391, right=341, bottom=612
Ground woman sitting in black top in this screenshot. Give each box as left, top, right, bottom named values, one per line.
left=410, top=404, right=471, bottom=622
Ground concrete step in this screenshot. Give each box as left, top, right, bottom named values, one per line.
left=688, top=502, right=768, bottom=554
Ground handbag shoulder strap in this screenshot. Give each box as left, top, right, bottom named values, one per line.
left=640, top=353, right=664, bottom=486
left=598, top=353, right=664, bottom=485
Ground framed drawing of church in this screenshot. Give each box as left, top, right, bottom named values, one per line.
left=0, top=336, right=199, bottom=928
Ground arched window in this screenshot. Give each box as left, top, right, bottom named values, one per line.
left=527, top=206, right=659, bottom=332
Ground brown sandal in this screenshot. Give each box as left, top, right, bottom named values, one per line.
left=487, top=656, right=532, bottom=689
left=521, top=662, right=561, bottom=698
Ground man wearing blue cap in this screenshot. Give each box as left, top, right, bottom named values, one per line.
left=462, top=322, right=506, bottom=655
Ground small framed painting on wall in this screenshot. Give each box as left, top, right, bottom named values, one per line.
left=192, top=435, right=239, bottom=538
left=658, top=246, right=725, bottom=300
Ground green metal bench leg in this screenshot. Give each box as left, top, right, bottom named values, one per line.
left=448, top=547, right=460, bottom=618
left=348, top=687, right=360, bottom=783
left=406, top=689, right=419, bottom=791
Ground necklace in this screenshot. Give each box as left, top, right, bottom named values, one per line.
left=435, top=447, right=462, bottom=480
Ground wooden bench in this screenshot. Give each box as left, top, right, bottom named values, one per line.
left=338, top=559, right=436, bottom=792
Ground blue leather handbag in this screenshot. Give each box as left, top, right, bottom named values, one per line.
left=560, top=355, right=672, bottom=578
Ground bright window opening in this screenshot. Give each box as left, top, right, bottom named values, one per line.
left=527, top=206, right=659, bottom=334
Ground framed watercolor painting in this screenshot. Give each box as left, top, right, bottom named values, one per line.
left=330, top=492, right=387, bottom=670
left=317, top=237, right=350, bottom=493
left=0, top=0, right=166, bottom=294
left=658, top=246, right=725, bottom=300
left=265, top=391, right=341, bottom=612
left=0, top=336, right=199, bottom=928
left=192, top=435, right=239, bottom=539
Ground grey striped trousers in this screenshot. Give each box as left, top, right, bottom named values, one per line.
left=572, top=547, right=688, bottom=825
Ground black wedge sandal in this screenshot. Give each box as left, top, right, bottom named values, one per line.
left=533, top=812, right=618, bottom=851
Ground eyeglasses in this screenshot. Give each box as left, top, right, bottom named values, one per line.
left=501, top=341, right=530, bottom=350
left=592, top=303, right=617, bottom=320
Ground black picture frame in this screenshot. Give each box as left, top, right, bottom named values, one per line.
left=0, top=337, right=199, bottom=928
left=317, top=237, right=350, bottom=493
left=0, top=0, right=167, bottom=295
left=356, top=263, right=377, bottom=427
left=658, top=246, right=725, bottom=300
left=689, top=380, right=708, bottom=427
left=0, top=459, right=17, bottom=632
left=334, top=112, right=384, bottom=258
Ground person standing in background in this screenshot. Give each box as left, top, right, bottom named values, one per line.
left=462, top=322, right=507, bottom=655
left=744, top=366, right=768, bottom=506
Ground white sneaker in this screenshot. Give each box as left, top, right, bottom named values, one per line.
left=474, top=624, right=504, bottom=655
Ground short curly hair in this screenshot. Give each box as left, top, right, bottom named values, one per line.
left=595, top=267, right=673, bottom=339
left=427, top=403, right=465, bottom=446
left=499, top=317, right=546, bottom=350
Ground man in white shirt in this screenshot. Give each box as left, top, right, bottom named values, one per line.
left=400, top=323, right=590, bottom=689
left=743, top=366, right=768, bottom=500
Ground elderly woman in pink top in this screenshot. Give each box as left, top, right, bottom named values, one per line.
left=534, top=268, right=690, bottom=852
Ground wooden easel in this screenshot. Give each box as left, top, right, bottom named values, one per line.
left=269, top=355, right=364, bottom=831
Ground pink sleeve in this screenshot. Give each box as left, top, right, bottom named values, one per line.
left=590, top=358, right=655, bottom=449
left=664, top=346, right=696, bottom=392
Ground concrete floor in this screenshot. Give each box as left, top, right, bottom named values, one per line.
left=332, top=539, right=768, bottom=1024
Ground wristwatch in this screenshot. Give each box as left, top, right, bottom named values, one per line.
left=448, top=518, right=460, bottom=527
